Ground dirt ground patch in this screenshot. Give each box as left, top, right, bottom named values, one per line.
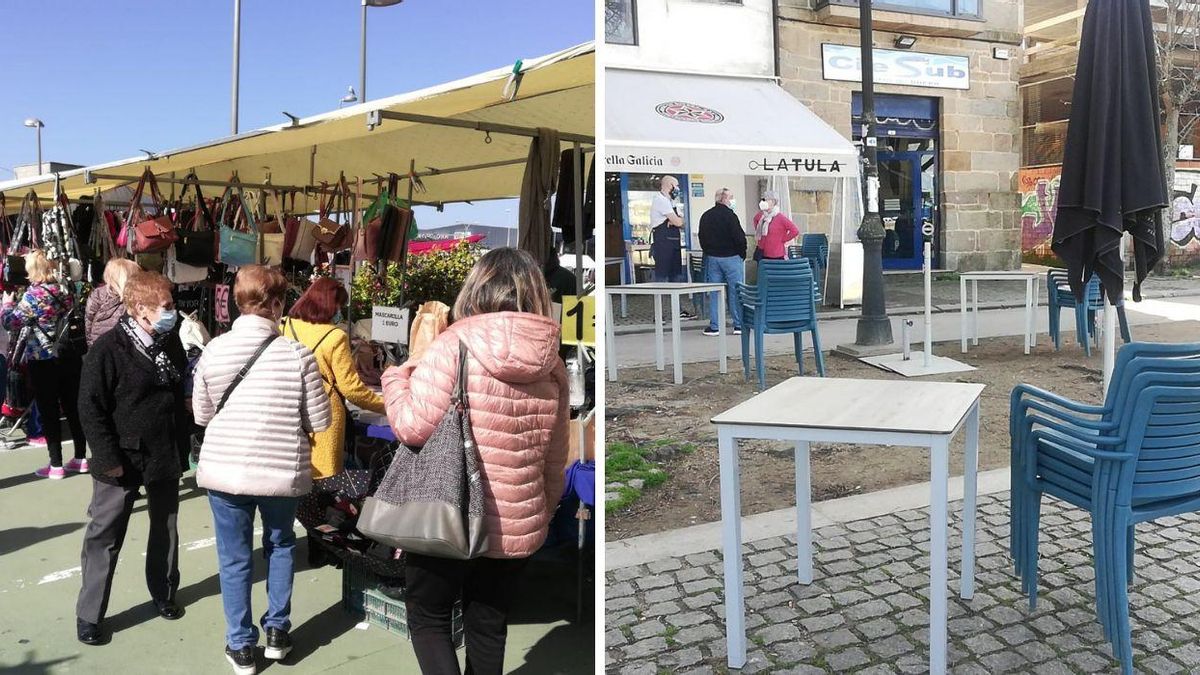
left=605, top=320, right=1200, bottom=540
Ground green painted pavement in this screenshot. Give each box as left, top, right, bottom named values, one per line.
left=0, top=444, right=593, bottom=674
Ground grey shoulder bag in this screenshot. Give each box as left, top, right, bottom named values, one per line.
left=357, top=341, right=489, bottom=559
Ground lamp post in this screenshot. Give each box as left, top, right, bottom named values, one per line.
left=231, top=0, right=241, bottom=134
left=340, top=86, right=359, bottom=108
left=854, top=0, right=893, bottom=347
left=23, top=118, right=44, bottom=175
left=360, top=0, right=404, bottom=103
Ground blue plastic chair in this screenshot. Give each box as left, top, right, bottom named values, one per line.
left=1046, top=268, right=1134, bottom=356
left=789, top=234, right=830, bottom=302
left=1010, top=345, right=1200, bottom=673
left=738, top=259, right=825, bottom=391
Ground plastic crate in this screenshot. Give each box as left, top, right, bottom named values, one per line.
left=363, top=588, right=464, bottom=647
left=341, top=560, right=382, bottom=614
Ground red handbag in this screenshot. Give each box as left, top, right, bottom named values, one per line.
left=127, top=169, right=179, bottom=254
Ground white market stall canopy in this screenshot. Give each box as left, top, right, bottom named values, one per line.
left=0, top=43, right=594, bottom=207
left=604, top=69, right=858, bottom=178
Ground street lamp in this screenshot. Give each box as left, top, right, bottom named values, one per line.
left=23, top=118, right=44, bottom=175
left=854, top=0, right=893, bottom=347
left=360, top=0, right=404, bottom=103
left=340, top=86, right=359, bottom=107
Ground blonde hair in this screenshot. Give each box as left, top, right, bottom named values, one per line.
left=103, top=258, right=141, bottom=298
left=453, top=247, right=553, bottom=320
left=123, top=271, right=173, bottom=313
left=24, top=250, right=56, bottom=284
left=234, top=265, right=288, bottom=319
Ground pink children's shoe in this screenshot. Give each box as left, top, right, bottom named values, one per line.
left=27, top=436, right=47, bottom=447
left=65, top=458, right=89, bottom=474
left=34, top=465, right=66, bottom=480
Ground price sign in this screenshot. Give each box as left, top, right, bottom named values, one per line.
left=214, top=285, right=230, bottom=324
left=560, top=295, right=595, bottom=347
left=372, top=306, right=410, bottom=345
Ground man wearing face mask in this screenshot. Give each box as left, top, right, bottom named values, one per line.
left=76, top=271, right=192, bottom=646
left=699, top=188, right=747, bottom=337
left=752, top=190, right=799, bottom=261
left=649, top=175, right=697, bottom=319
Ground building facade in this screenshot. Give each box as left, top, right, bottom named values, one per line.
left=775, top=0, right=1024, bottom=272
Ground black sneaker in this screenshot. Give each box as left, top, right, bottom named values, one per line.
left=702, top=328, right=721, bottom=337
left=680, top=311, right=697, bottom=320
left=225, top=645, right=257, bottom=674
left=264, top=628, right=292, bottom=661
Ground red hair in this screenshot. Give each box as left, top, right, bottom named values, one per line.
left=290, top=277, right=348, bottom=324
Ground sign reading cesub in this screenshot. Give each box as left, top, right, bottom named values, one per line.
left=822, top=44, right=970, bottom=90
left=371, top=306, right=410, bottom=345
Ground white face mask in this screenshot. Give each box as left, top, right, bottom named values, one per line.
left=728, top=199, right=737, bottom=211
left=759, top=200, right=771, bottom=211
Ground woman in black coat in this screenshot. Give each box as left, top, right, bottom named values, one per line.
left=74, top=271, right=191, bottom=646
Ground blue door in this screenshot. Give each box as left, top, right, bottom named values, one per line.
left=877, top=151, right=937, bottom=270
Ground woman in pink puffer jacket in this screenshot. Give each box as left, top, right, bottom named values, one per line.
left=382, top=247, right=569, bottom=674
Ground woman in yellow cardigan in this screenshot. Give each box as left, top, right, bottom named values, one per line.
left=283, top=278, right=385, bottom=479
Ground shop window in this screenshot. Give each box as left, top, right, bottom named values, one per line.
left=606, top=0, right=638, bottom=45
left=817, top=0, right=982, bottom=19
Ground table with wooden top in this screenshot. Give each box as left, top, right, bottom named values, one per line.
left=711, top=377, right=984, bottom=675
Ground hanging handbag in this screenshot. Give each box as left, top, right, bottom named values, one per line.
left=285, top=191, right=319, bottom=263
left=260, top=190, right=286, bottom=267
left=311, top=178, right=351, bottom=250
left=173, top=173, right=217, bottom=266
left=127, top=169, right=179, bottom=254
left=217, top=177, right=261, bottom=267
left=85, top=195, right=118, bottom=284
left=356, top=341, right=489, bottom=560
left=4, top=192, right=40, bottom=286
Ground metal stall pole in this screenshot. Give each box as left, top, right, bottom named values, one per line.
left=573, top=141, right=585, bottom=291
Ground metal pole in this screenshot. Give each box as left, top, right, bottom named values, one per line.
left=360, top=0, right=368, bottom=103
left=574, top=142, right=585, bottom=292
left=35, top=125, right=42, bottom=175
left=232, top=0, right=241, bottom=135
left=924, top=239, right=932, bottom=367
left=854, top=0, right=893, bottom=347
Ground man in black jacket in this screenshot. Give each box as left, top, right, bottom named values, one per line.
left=698, top=188, right=747, bottom=336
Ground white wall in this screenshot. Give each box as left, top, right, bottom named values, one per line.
left=606, top=0, right=776, bottom=78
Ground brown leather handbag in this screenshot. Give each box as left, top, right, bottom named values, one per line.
left=127, top=169, right=178, bottom=254
left=311, top=178, right=351, bottom=250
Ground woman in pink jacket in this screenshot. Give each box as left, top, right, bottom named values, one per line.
left=382, top=247, right=569, bottom=675
left=752, top=189, right=800, bottom=260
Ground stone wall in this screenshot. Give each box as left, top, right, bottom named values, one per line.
left=775, top=1, right=1023, bottom=272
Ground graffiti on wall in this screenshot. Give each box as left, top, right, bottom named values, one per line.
left=1019, top=167, right=1060, bottom=263
left=1019, top=164, right=1200, bottom=264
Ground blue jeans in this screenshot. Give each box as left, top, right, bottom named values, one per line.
left=706, top=255, right=745, bottom=331
left=208, top=490, right=299, bottom=650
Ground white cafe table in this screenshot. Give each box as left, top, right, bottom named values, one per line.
left=959, top=270, right=1040, bottom=355
left=605, top=282, right=727, bottom=385
left=711, top=377, right=984, bottom=675
left=604, top=257, right=629, bottom=317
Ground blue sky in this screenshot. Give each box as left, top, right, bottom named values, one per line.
left=0, top=0, right=592, bottom=229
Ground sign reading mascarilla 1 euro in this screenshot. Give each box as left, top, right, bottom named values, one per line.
left=560, top=295, right=595, bottom=347
left=372, top=306, right=410, bottom=345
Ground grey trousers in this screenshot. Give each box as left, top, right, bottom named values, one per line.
left=76, top=478, right=180, bottom=624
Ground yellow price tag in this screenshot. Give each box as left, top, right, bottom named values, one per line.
left=560, top=295, right=595, bottom=347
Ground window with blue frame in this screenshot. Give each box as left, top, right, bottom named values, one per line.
left=817, top=0, right=981, bottom=18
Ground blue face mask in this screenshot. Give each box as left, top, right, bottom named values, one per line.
left=152, top=309, right=178, bottom=334
left=333, top=310, right=344, bottom=324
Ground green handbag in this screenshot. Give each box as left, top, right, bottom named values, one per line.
left=218, top=177, right=261, bottom=268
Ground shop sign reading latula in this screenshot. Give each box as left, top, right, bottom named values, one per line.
left=748, top=158, right=845, bottom=174
left=821, top=44, right=970, bottom=90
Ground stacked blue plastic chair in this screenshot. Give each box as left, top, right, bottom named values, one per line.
left=1047, top=268, right=1104, bottom=355
left=788, top=234, right=830, bottom=302
left=738, top=258, right=824, bottom=391
left=1010, top=342, right=1200, bottom=673
left=784, top=246, right=823, bottom=306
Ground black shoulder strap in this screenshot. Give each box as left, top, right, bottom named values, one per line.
left=215, top=334, right=279, bottom=416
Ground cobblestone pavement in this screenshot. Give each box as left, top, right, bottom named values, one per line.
left=605, top=492, right=1200, bottom=674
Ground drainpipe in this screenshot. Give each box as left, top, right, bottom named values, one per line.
left=771, top=0, right=781, bottom=79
